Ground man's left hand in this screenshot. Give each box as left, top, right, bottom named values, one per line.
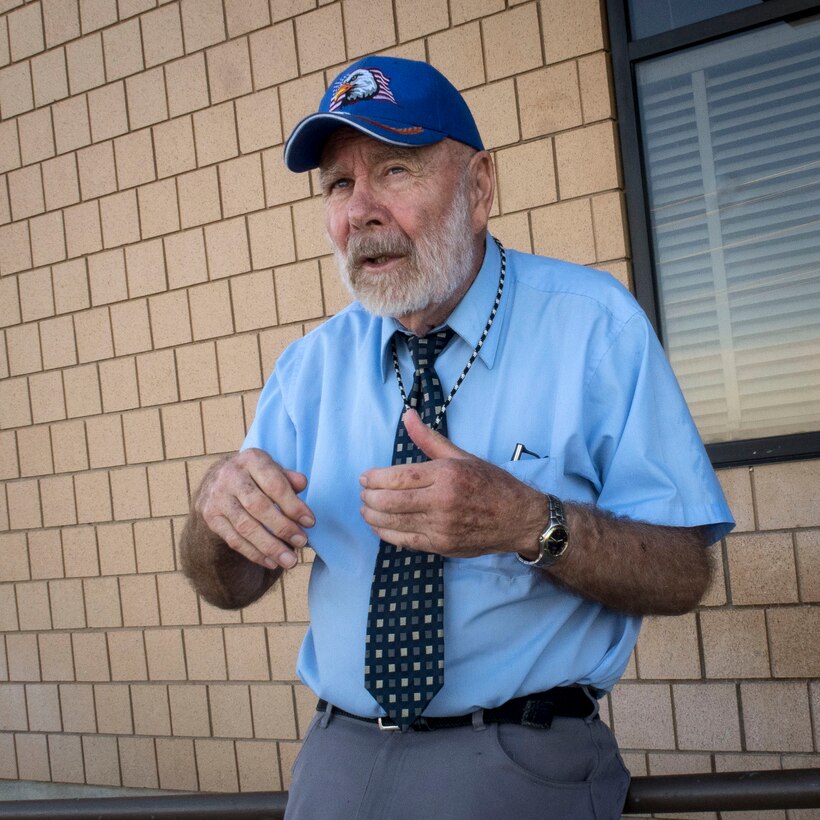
left=359, top=409, right=544, bottom=558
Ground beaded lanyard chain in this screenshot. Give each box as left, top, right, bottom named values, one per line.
left=390, top=236, right=507, bottom=431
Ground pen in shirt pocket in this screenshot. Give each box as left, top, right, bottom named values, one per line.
left=511, top=443, right=541, bottom=461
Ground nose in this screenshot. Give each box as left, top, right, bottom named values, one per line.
left=347, top=179, right=387, bottom=231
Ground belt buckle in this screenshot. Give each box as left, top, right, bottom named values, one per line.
left=377, top=717, right=400, bottom=731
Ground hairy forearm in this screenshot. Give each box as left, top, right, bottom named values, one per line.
left=179, top=460, right=281, bottom=610
left=545, top=502, right=712, bottom=616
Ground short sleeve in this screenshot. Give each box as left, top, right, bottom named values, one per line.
left=584, top=312, right=734, bottom=544
left=241, top=366, right=298, bottom=470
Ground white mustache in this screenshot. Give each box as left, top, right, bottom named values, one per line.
left=347, top=232, right=414, bottom=267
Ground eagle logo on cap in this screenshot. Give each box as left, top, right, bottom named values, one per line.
left=329, top=68, right=398, bottom=112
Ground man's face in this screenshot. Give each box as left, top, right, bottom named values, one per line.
left=319, top=130, right=477, bottom=319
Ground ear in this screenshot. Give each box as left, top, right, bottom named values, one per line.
left=468, top=150, right=495, bottom=235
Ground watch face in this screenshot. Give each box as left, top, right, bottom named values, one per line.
left=546, top=527, right=569, bottom=557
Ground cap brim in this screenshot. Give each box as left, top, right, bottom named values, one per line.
left=283, top=112, right=448, bottom=172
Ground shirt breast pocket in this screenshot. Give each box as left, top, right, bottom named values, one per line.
left=501, top=454, right=563, bottom=497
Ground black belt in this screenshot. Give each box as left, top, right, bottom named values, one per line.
left=317, top=687, right=598, bottom=732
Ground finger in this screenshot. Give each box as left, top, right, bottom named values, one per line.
left=232, top=482, right=310, bottom=550
left=365, top=522, right=433, bottom=554
left=208, top=512, right=299, bottom=570
left=360, top=460, right=436, bottom=491
left=241, top=450, right=315, bottom=527
left=360, top=486, right=429, bottom=514
left=402, top=408, right=472, bottom=461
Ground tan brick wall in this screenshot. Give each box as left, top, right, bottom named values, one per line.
left=0, top=0, right=817, bottom=804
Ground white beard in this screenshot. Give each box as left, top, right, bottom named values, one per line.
left=333, top=175, right=475, bottom=318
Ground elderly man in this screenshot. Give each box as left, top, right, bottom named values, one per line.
left=181, top=56, right=734, bottom=819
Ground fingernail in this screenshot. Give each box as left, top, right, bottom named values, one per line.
left=280, top=551, right=298, bottom=569
left=299, top=515, right=314, bottom=527
left=359, top=475, right=368, bottom=487
left=290, top=533, right=307, bottom=548
left=264, top=558, right=278, bottom=570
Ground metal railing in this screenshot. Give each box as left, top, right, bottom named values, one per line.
left=0, top=768, right=818, bottom=818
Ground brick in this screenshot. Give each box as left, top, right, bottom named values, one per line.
left=84, top=575, right=123, bottom=627
left=41, top=474, right=78, bottom=526
left=119, top=736, right=159, bottom=788
left=219, top=154, right=265, bottom=218
left=0, top=276, right=21, bottom=328
left=344, top=0, right=395, bottom=58
left=196, top=738, right=238, bottom=792
left=0, top=733, right=17, bottom=779
left=755, top=460, right=820, bottom=529
left=462, top=80, right=520, bottom=150
left=119, top=0, right=155, bottom=18
left=69, top=629, right=108, bottom=678
left=0, top=429, right=18, bottom=480
left=122, top=407, right=163, bottom=464
left=292, top=195, right=327, bottom=260
left=83, top=734, right=120, bottom=786
left=164, top=228, right=207, bottom=289
left=216, top=335, right=261, bottom=393
left=224, top=270, right=275, bottom=333
left=28, top=529, right=64, bottom=579
left=78, top=142, right=117, bottom=200
left=193, top=102, right=239, bottom=167
left=161, top=402, right=204, bottom=459
left=50, top=578, right=87, bottom=629
left=114, top=129, right=156, bottom=190
left=484, top=5, right=542, bottom=82
left=97, top=520, right=136, bottom=575
left=15, top=733, right=49, bottom=779
left=50, top=735, right=85, bottom=784
left=60, top=683, right=96, bottom=733
left=30, top=369, right=67, bottom=424
left=7, top=323, right=43, bottom=375
left=17, top=426, right=52, bottom=477
left=88, top=248, right=128, bottom=305
left=496, top=140, right=557, bottom=214
left=100, top=358, right=139, bottom=413
left=0, top=222, right=32, bottom=276
left=50, top=419, right=87, bottom=474
left=282, top=563, right=309, bottom=622
left=518, top=63, right=583, bottom=141
left=266, top=623, right=303, bottom=681
left=44, top=0, right=82, bottom=46
left=236, top=88, right=282, bottom=154
left=224, top=0, right=269, bottom=38
left=74, top=306, right=114, bottom=362
left=39, top=632, right=75, bottom=681
left=125, top=239, right=166, bottom=297
left=73, top=468, right=112, bottom=523
left=200, top=219, right=248, bottom=283
left=0, top=684, right=28, bottom=730
left=132, top=682, right=171, bottom=734
left=249, top=22, right=298, bottom=90
left=0, top=585, right=20, bottom=632
left=767, top=607, right=820, bottom=678
left=132, top=518, right=173, bottom=573
left=101, top=190, right=141, bottom=249
left=251, top=683, right=296, bottom=739
left=294, top=5, right=345, bottom=74
left=700, top=609, right=770, bottom=678
left=262, top=145, right=309, bottom=206
left=26, top=683, right=61, bottom=732
left=610, top=683, right=675, bottom=750
left=395, top=0, right=447, bottom=40
left=142, top=3, right=184, bottom=68
left=88, top=81, right=130, bottom=143
left=86, top=414, right=125, bottom=468
left=795, top=530, right=820, bottom=602
left=727, top=532, right=798, bottom=605
left=673, top=683, right=741, bottom=752
left=319, top=255, right=351, bottom=316
left=162, top=56, right=207, bottom=124
left=126, top=67, right=168, bottom=130
left=157, top=573, right=200, bottom=624
left=209, top=682, right=253, bottom=737
left=201, top=597, right=241, bottom=625
left=176, top=166, right=221, bottom=229
left=249, top=208, right=295, bottom=272
left=428, top=23, right=484, bottom=91
left=31, top=48, right=69, bottom=108
left=63, top=363, right=102, bottom=418
left=108, top=628, right=148, bottom=681
left=578, top=51, right=613, bottom=124
left=555, top=121, right=620, bottom=198
left=258, top=325, right=301, bottom=379
left=7, top=632, right=42, bottom=680
left=7, top=478, right=43, bottom=529
left=19, top=268, right=55, bottom=324
left=8, top=4, right=43, bottom=61
left=95, top=683, right=133, bottom=732
left=278, top=72, right=326, bottom=140
left=156, top=737, right=197, bottom=790
left=742, top=682, right=813, bottom=752
left=110, top=464, right=151, bottom=520
left=146, top=628, right=187, bottom=680
left=62, top=524, right=99, bottom=577
left=190, top=280, right=234, bottom=340
left=138, top=178, right=180, bottom=239
left=18, top=108, right=55, bottom=165
left=81, top=0, right=118, bottom=34
left=154, top=116, right=197, bottom=179
left=275, top=259, right=323, bottom=325
left=236, top=740, right=280, bottom=792
left=206, top=37, right=252, bottom=104
left=182, top=627, right=226, bottom=680
left=17, top=581, right=52, bottom=631
left=223, top=624, right=269, bottom=681
left=0, top=376, right=31, bottom=429
left=30, top=212, right=67, bottom=268
left=110, top=299, right=152, bottom=357
left=8, top=164, right=44, bottom=221
left=43, top=154, right=81, bottom=211
left=542, top=0, right=604, bottom=63
left=715, top=466, right=754, bottom=533
left=0, top=61, right=34, bottom=118
left=136, top=349, right=179, bottom=405
left=591, top=191, right=628, bottom=262
left=531, top=198, right=596, bottom=265
left=66, top=31, right=105, bottom=95
left=0, top=120, right=21, bottom=174
left=180, top=0, right=225, bottom=53
left=103, top=18, right=143, bottom=80
left=64, top=200, right=103, bottom=260
left=147, top=461, right=190, bottom=517
left=176, top=341, right=219, bottom=401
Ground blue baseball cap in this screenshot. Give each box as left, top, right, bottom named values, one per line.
left=284, top=56, right=484, bottom=172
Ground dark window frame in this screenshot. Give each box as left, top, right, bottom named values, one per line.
left=606, top=0, right=820, bottom=467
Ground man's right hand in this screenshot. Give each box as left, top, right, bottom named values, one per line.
left=196, top=448, right=315, bottom=571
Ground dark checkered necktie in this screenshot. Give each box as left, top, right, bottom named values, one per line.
left=364, top=327, right=455, bottom=730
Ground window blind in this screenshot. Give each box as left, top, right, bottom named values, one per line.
left=636, top=17, right=820, bottom=443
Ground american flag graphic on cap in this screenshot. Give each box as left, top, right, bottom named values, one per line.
left=329, top=67, right=398, bottom=112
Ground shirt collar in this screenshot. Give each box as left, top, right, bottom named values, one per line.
left=379, top=233, right=506, bottom=382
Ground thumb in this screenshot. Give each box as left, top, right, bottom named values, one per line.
left=403, top=408, right=472, bottom=461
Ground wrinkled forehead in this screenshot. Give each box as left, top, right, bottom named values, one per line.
left=319, top=128, right=441, bottom=169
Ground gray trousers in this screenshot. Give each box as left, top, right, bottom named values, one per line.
left=285, top=705, right=630, bottom=819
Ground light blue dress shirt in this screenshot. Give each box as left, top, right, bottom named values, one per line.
left=243, top=234, right=734, bottom=718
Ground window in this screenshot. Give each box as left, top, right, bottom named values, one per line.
left=608, top=0, right=820, bottom=465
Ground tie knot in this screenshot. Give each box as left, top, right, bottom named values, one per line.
left=404, top=327, right=454, bottom=370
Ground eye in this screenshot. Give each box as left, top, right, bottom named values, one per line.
left=386, top=165, right=407, bottom=176
left=323, top=177, right=351, bottom=195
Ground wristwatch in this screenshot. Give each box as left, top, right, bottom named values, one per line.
left=517, top=494, right=570, bottom=568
